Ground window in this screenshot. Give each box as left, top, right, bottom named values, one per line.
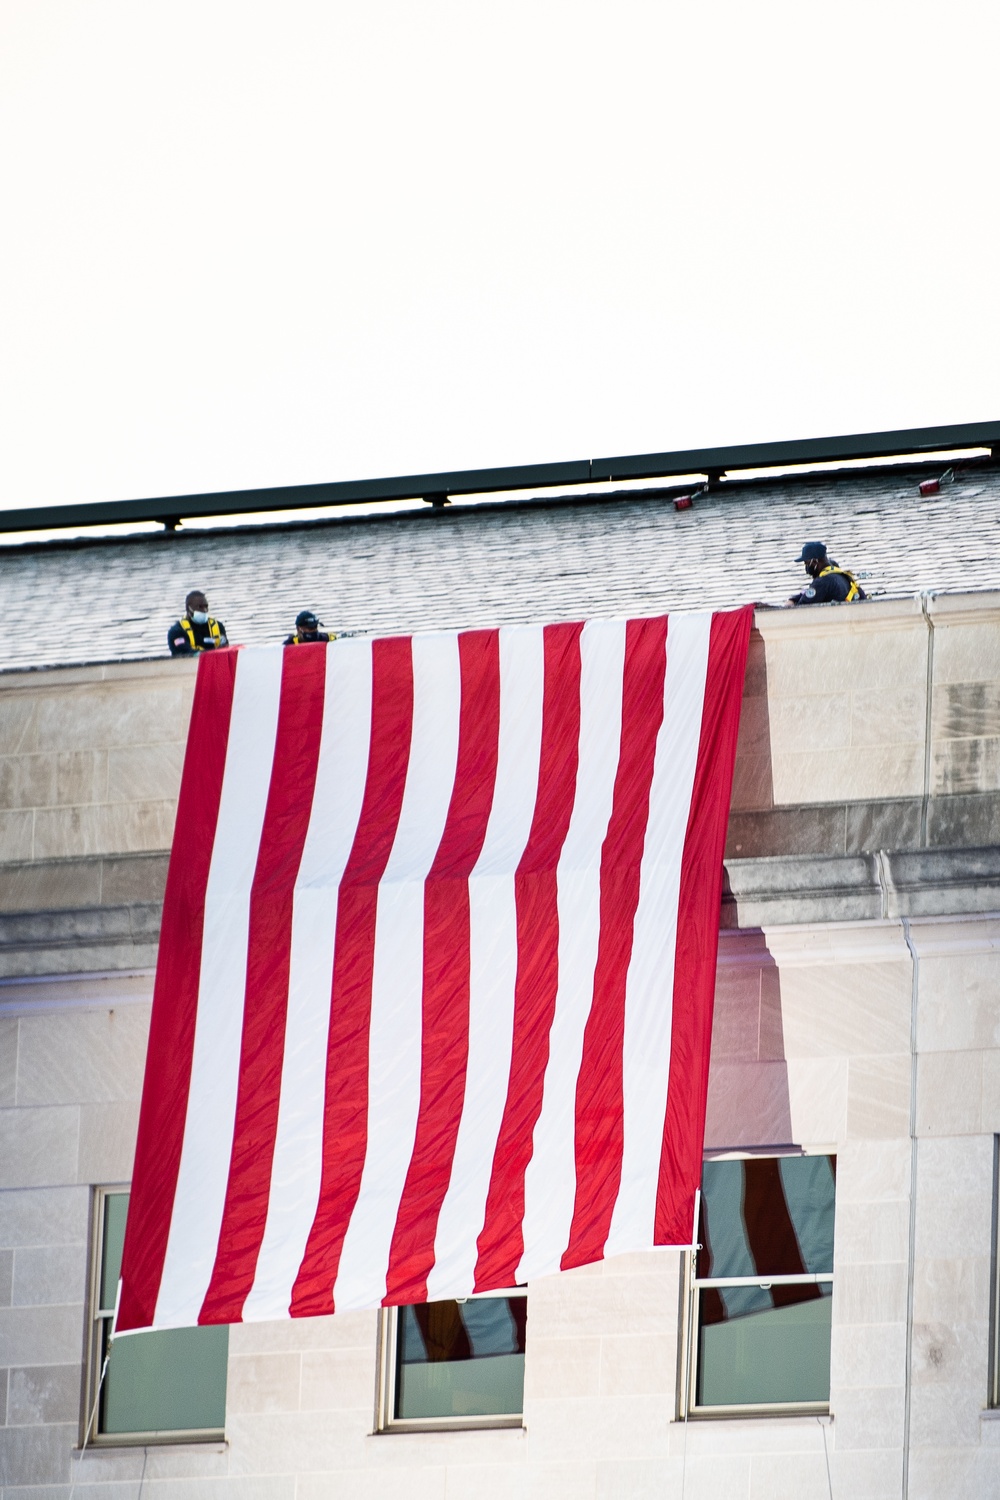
left=85, top=1188, right=229, bottom=1444
left=679, top=1154, right=836, bottom=1416
left=377, top=1291, right=526, bottom=1431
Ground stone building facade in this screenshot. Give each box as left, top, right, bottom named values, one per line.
left=1, top=461, right=999, bottom=1497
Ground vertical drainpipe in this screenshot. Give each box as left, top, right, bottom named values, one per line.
left=901, top=917, right=920, bottom=1500
left=918, top=592, right=936, bottom=848
left=901, top=592, right=934, bottom=1497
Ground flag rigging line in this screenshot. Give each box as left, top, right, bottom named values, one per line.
left=117, top=606, right=753, bottom=1332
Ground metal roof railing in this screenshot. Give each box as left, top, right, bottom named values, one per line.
left=2, top=419, right=998, bottom=536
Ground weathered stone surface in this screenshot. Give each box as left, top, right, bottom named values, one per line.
left=723, top=844, right=1000, bottom=927
left=927, top=790, right=1000, bottom=847
left=0, top=1422, right=76, bottom=1485
left=0, top=858, right=103, bottom=913
left=0, top=902, right=162, bottom=978
left=7, top=1364, right=80, bottom=1425
left=845, top=797, right=923, bottom=854
left=100, top=852, right=169, bottom=906
left=726, top=803, right=848, bottom=859
left=723, top=853, right=883, bottom=927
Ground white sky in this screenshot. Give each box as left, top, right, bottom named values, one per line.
left=1, top=0, right=998, bottom=514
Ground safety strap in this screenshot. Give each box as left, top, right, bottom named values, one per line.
left=819, top=565, right=861, bottom=602
left=180, top=617, right=222, bottom=649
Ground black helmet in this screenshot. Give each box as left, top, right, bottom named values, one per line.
left=795, top=541, right=828, bottom=563
left=295, top=610, right=320, bottom=631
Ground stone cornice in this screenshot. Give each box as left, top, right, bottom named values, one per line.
left=723, top=844, right=1000, bottom=929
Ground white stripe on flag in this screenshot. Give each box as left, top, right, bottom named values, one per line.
left=605, top=611, right=712, bottom=1257
left=333, top=632, right=463, bottom=1310
left=243, top=638, right=374, bottom=1320
left=516, top=619, right=627, bottom=1283
left=426, top=624, right=546, bottom=1300
left=155, top=646, right=284, bottom=1328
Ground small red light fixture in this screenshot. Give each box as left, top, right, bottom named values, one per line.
left=919, top=466, right=955, bottom=497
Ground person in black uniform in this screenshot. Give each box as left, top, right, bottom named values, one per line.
left=789, top=542, right=866, bottom=606
left=167, top=591, right=229, bottom=654
left=284, top=609, right=334, bottom=645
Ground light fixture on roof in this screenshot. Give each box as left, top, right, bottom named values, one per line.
left=674, top=485, right=706, bottom=512
left=918, top=467, right=955, bottom=497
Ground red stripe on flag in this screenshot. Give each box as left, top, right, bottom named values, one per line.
left=290, top=636, right=414, bottom=1317
left=655, top=605, right=753, bottom=1244
left=473, top=621, right=583, bottom=1292
left=384, top=629, right=502, bottom=1304
left=561, top=615, right=669, bottom=1269
left=199, top=645, right=327, bottom=1323
left=117, top=650, right=239, bottom=1332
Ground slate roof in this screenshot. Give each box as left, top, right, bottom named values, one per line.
left=3, top=458, right=1000, bottom=674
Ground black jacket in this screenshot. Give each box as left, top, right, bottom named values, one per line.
left=791, top=564, right=864, bottom=606
left=168, top=617, right=228, bottom=654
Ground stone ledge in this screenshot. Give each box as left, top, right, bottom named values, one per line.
left=1, top=847, right=998, bottom=976
left=0, top=656, right=198, bottom=688
left=3, top=791, right=997, bottom=926
left=724, top=845, right=1000, bottom=928
left=726, top=792, right=1000, bottom=861
left=0, top=853, right=169, bottom=913
left=0, top=902, right=162, bottom=979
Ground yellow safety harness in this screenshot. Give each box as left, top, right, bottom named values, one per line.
left=180, top=616, right=223, bottom=650
left=818, top=565, right=863, bottom=602
left=290, top=631, right=336, bottom=645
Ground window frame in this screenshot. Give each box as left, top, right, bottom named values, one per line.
left=84, top=1185, right=227, bottom=1448
left=376, top=1288, right=527, bottom=1434
left=678, top=1149, right=836, bottom=1421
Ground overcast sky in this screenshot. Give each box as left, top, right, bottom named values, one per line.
left=2, top=0, right=998, bottom=513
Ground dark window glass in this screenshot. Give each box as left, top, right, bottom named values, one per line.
left=395, top=1297, right=526, bottom=1420
left=694, top=1156, right=835, bottom=1410
left=696, top=1283, right=833, bottom=1406
left=97, top=1193, right=228, bottom=1437
left=700, top=1155, right=835, bottom=1278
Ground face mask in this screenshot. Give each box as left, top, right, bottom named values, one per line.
left=191, top=610, right=209, bottom=625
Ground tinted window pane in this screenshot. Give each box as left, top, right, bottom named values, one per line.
left=696, top=1284, right=832, bottom=1407
left=396, top=1298, right=525, bottom=1419
left=701, top=1156, right=835, bottom=1278
left=102, top=1324, right=229, bottom=1435
left=100, top=1194, right=128, bottom=1311
left=98, top=1191, right=228, bottom=1435
left=700, top=1161, right=754, bottom=1279
left=779, top=1155, right=836, bottom=1274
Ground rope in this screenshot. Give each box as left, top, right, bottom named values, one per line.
left=818, top=1415, right=834, bottom=1499
left=68, top=1346, right=110, bottom=1500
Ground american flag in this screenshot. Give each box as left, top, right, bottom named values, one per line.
left=117, top=607, right=752, bottom=1332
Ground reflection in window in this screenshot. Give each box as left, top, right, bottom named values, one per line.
left=382, top=1293, right=526, bottom=1428
left=87, top=1190, right=228, bottom=1442
left=685, top=1155, right=836, bottom=1414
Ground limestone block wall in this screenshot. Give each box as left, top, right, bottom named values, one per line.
left=733, top=602, right=929, bottom=811
left=730, top=592, right=1000, bottom=823
left=0, top=660, right=194, bottom=871
left=0, top=596, right=997, bottom=918
left=929, top=594, right=1000, bottom=798
left=0, top=594, right=996, bottom=904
